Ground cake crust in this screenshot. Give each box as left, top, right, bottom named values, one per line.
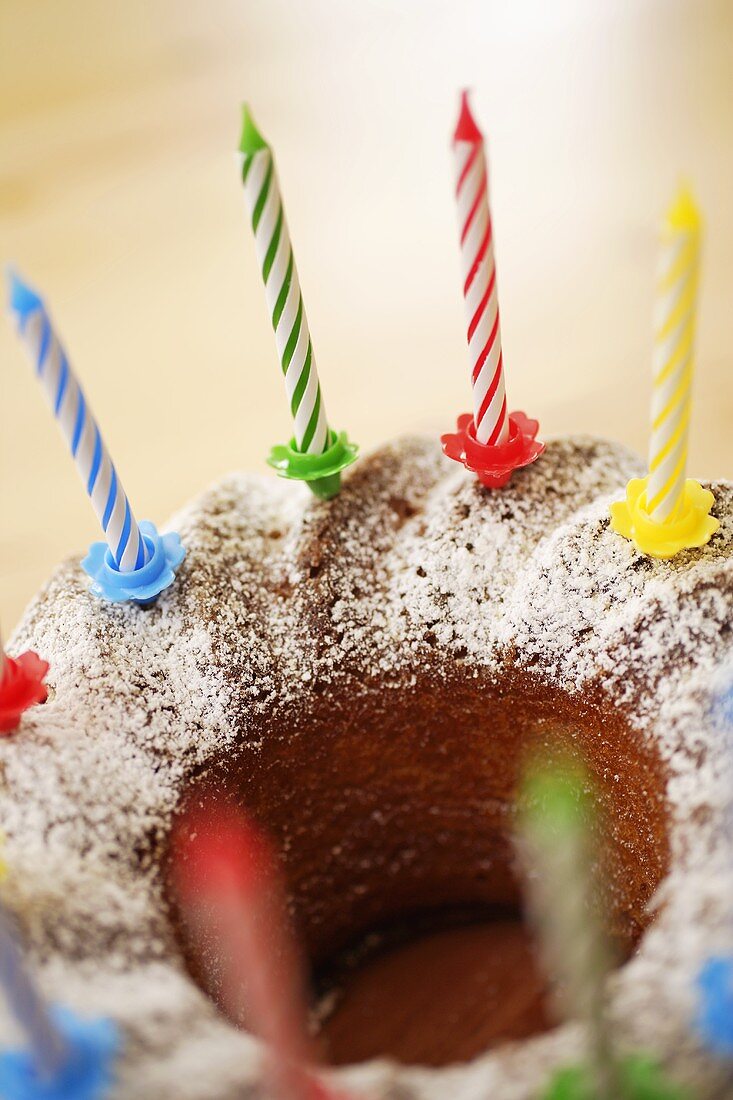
left=2, top=436, right=732, bottom=1099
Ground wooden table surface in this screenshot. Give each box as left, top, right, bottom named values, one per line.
left=2, top=0, right=732, bottom=629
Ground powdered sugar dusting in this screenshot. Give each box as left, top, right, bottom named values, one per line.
left=1, top=435, right=731, bottom=1099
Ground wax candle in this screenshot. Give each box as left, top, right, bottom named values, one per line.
left=238, top=106, right=357, bottom=500
left=520, top=765, right=619, bottom=1098
left=453, top=90, right=508, bottom=446
left=647, top=189, right=700, bottom=523
left=0, top=904, right=68, bottom=1079
left=239, top=108, right=329, bottom=457
left=609, top=189, right=718, bottom=559
left=519, top=763, right=688, bottom=1099
left=442, top=92, right=544, bottom=488
left=0, top=893, right=119, bottom=1100
left=172, top=800, right=350, bottom=1100
left=7, top=272, right=185, bottom=604
left=8, top=273, right=148, bottom=574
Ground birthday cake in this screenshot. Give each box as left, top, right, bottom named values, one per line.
left=0, top=433, right=731, bottom=1098
left=1, top=79, right=732, bottom=1098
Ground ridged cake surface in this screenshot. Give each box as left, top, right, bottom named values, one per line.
left=1, top=436, right=732, bottom=1099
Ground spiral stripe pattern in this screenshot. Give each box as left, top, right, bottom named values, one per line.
left=647, top=192, right=701, bottom=523
left=240, top=141, right=329, bottom=456
left=453, top=98, right=509, bottom=446
left=9, top=275, right=148, bottom=572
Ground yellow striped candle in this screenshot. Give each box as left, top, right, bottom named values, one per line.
left=647, top=189, right=700, bottom=523
left=610, top=187, right=718, bottom=559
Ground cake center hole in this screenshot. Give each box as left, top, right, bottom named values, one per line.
left=170, top=668, right=670, bottom=1068
left=312, top=904, right=552, bottom=1067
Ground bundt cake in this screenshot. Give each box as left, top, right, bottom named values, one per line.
left=1, top=435, right=732, bottom=1099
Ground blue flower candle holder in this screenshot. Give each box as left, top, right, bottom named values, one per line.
left=82, top=521, right=185, bottom=605
left=697, top=956, right=733, bottom=1057
left=0, top=1006, right=119, bottom=1100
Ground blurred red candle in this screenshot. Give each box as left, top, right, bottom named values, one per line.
left=171, top=800, right=350, bottom=1100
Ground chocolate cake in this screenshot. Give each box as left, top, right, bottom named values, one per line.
left=1, top=435, right=732, bottom=1098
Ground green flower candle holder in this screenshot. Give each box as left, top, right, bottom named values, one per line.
left=267, top=430, right=358, bottom=500
left=543, top=1054, right=689, bottom=1100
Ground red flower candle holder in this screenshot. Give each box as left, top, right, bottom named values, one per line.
left=0, top=652, right=49, bottom=735
left=441, top=411, right=545, bottom=488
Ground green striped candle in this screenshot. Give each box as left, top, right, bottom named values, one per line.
left=519, top=763, right=621, bottom=1099
left=239, top=106, right=331, bottom=461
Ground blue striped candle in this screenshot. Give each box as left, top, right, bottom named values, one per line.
left=0, top=891, right=120, bottom=1095
left=8, top=272, right=149, bottom=573
left=0, top=902, right=68, bottom=1077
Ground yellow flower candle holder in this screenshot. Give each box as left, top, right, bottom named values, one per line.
left=610, top=476, right=718, bottom=560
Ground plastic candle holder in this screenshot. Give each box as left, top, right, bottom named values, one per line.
left=0, top=653, right=49, bottom=735
left=697, top=955, right=733, bottom=1057
left=542, top=1054, right=689, bottom=1100
left=609, top=476, right=718, bottom=560
left=82, top=521, right=185, bottom=605
left=0, top=1006, right=119, bottom=1100
left=441, top=411, right=544, bottom=488
left=267, top=430, right=359, bottom=500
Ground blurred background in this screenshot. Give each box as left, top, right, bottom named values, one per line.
left=1, top=0, right=732, bottom=627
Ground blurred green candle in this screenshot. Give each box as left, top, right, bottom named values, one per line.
left=519, top=762, right=619, bottom=1099
left=518, top=762, right=688, bottom=1100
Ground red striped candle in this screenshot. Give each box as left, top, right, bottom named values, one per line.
left=453, top=91, right=509, bottom=446
left=172, top=802, right=350, bottom=1100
